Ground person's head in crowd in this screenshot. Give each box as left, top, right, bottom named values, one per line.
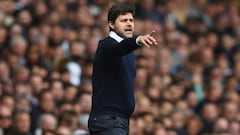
left=0, top=94, right=15, bottom=112
left=55, top=125, right=71, bottom=135
left=46, top=10, right=61, bottom=26
left=168, top=84, right=185, bottom=102
left=9, top=23, right=23, bottom=38
left=27, top=25, right=40, bottom=41
left=184, top=51, right=202, bottom=75
left=146, top=86, right=161, bottom=102
left=30, top=74, right=44, bottom=96
left=25, top=44, right=41, bottom=68
left=31, top=34, right=49, bottom=56
left=42, top=130, right=55, bottom=135
left=201, top=103, right=219, bottom=121
left=58, top=111, right=77, bottom=131
left=225, top=90, right=239, bottom=103
left=205, top=81, right=223, bottom=103
left=200, top=47, right=214, bottom=68
left=161, top=87, right=174, bottom=102
left=76, top=91, right=92, bottom=113
left=170, top=110, right=185, bottom=129
left=59, top=68, right=71, bottom=84
left=135, top=93, right=151, bottom=113
left=228, top=120, right=240, bottom=135
left=69, top=41, right=86, bottom=62
left=31, top=65, right=48, bottom=79
left=184, top=115, right=203, bottom=135
left=175, top=100, right=189, bottom=115
left=185, top=90, right=199, bottom=111
left=50, top=79, right=64, bottom=103
left=183, top=14, right=204, bottom=37
left=206, top=32, right=219, bottom=48
left=49, top=70, right=61, bottom=80
left=15, top=93, right=31, bottom=112
left=33, top=0, right=48, bottom=20
left=65, top=27, right=78, bottom=45
left=232, top=60, right=240, bottom=80
left=81, top=59, right=94, bottom=79
left=159, top=101, right=174, bottom=116
left=0, top=104, right=12, bottom=130
left=222, top=101, right=238, bottom=121
left=6, top=54, right=20, bottom=72
left=216, top=53, right=231, bottom=77
left=166, top=128, right=177, bottom=135
left=86, top=33, right=100, bottom=59
left=12, top=110, right=31, bottom=134
left=224, top=75, right=237, bottom=93
left=13, top=66, right=30, bottom=83
left=213, top=117, right=229, bottom=133
left=38, top=113, right=58, bottom=131
left=0, top=26, right=7, bottom=46
left=37, top=89, right=55, bottom=113
left=77, top=26, right=91, bottom=44
left=62, top=83, right=77, bottom=102
left=135, top=67, right=148, bottom=90
left=79, top=78, right=92, bottom=93
left=9, top=35, right=28, bottom=58
left=208, top=65, right=224, bottom=83
left=0, top=59, right=10, bottom=81
left=153, top=125, right=167, bottom=135
left=221, top=34, right=234, bottom=52
left=206, top=0, right=225, bottom=17
left=141, top=49, right=158, bottom=75
left=49, top=25, right=64, bottom=46
left=129, top=117, right=141, bottom=135
left=57, top=101, right=74, bottom=115
left=76, top=5, right=94, bottom=26
left=76, top=113, right=89, bottom=132
left=147, top=74, right=163, bottom=90
left=16, top=9, right=32, bottom=27
left=142, top=112, right=155, bottom=135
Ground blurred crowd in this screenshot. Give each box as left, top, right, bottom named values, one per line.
left=0, top=0, right=240, bottom=135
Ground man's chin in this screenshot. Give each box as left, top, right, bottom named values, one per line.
left=124, top=34, right=133, bottom=38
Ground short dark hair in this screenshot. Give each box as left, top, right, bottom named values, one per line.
left=107, top=4, right=135, bottom=23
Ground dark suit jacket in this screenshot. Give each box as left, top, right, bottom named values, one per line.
left=91, top=35, right=140, bottom=119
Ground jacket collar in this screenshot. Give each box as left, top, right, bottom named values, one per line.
left=109, top=31, right=123, bottom=43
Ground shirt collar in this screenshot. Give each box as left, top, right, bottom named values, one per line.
left=109, top=31, right=123, bottom=43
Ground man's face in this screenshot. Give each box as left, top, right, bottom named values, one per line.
left=14, top=113, right=30, bottom=133
left=0, top=105, right=12, bottom=129
left=110, top=13, right=134, bottom=38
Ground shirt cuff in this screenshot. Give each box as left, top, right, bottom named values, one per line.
left=136, top=36, right=143, bottom=46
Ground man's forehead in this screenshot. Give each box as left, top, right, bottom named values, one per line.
left=117, top=13, right=134, bottom=19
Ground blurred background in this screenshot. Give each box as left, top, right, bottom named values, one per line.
left=0, top=0, right=240, bottom=135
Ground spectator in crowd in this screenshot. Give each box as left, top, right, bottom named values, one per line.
left=35, top=113, right=58, bottom=135
left=0, top=104, right=12, bottom=134
left=10, top=110, right=32, bottom=135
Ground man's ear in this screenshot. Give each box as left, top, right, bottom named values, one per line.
left=109, top=21, right=114, bottom=30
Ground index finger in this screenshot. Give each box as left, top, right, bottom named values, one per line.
left=149, top=30, right=155, bottom=36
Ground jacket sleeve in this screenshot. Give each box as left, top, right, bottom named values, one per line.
left=99, top=37, right=140, bottom=57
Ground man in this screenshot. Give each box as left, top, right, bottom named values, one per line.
left=11, top=110, right=32, bottom=135
left=88, top=3, right=157, bottom=135
left=0, top=104, right=12, bottom=134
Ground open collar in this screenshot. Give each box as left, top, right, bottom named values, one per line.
left=109, top=31, right=123, bottom=43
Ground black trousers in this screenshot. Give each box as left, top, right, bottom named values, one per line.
left=88, top=115, right=129, bottom=135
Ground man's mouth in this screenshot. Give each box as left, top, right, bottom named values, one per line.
left=125, top=29, right=132, bottom=32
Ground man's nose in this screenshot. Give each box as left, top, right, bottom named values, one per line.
left=126, top=21, right=132, bottom=26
